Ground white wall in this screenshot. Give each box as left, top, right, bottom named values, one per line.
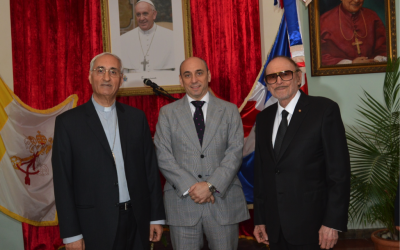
left=0, top=2, right=23, bottom=249
left=259, top=1, right=284, bottom=62
left=0, top=0, right=14, bottom=90
left=0, top=212, right=23, bottom=249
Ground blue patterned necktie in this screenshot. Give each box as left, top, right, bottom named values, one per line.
left=274, top=110, right=289, bottom=157
left=191, top=101, right=206, bottom=146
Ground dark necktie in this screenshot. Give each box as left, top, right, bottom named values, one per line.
left=191, top=101, right=206, bottom=146
left=274, top=110, right=289, bottom=157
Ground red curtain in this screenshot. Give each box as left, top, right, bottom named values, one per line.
left=189, top=0, right=261, bottom=106
left=11, top=0, right=102, bottom=109
left=10, top=0, right=261, bottom=248
left=10, top=0, right=103, bottom=249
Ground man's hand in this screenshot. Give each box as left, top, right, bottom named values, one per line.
left=253, top=225, right=269, bottom=245
left=319, top=225, right=338, bottom=249
left=396, top=226, right=399, bottom=231
left=205, top=194, right=215, bottom=204
left=65, top=238, right=85, bottom=250
left=188, top=182, right=212, bottom=204
left=352, top=57, right=374, bottom=64
left=149, top=224, right=163, bottom=242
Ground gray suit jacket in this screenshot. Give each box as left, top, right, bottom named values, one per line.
left=154, top=94, right=249, bottom=226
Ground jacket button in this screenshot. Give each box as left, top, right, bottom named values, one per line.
left=115, top=203, right=119, bottom=207
left=275, top=170, right=280, bottom=174
left=201, top=155, right=204, bottom=158
left=114, top=182, right=118, bottom=186
left=198, top=175, right=202, bottom=178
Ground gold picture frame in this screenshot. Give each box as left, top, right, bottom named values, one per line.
left=308, top=0, right=397, bottom=76
left=101, top=0, right=192, bottom=96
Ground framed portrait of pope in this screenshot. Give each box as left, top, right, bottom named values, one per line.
left=308, top=0, right=397, bottom=76
left=101, top=0, right=192, bottom=96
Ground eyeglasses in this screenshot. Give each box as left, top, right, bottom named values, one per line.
left=264, top=70, right=300, bottom=85
left=92, top=67, right=121, bottom=78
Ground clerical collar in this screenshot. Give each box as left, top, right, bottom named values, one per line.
left=139, top=23, right=157, bottom=35
left=186, top=92, right=210, bottom=104
left=91, top=96, right=116, bottom=113
left=277, top=90, right=300, bottom=116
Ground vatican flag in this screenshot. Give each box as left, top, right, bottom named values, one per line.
left=0, top=77, right=78, bottom=226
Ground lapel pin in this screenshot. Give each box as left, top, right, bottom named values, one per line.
left=299, top=109, right=302, bottom=112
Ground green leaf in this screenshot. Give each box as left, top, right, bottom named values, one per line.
left=347, top=56, right=400, bottom=235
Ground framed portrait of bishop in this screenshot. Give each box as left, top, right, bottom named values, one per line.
left=308, top=0, right=397, bottom=76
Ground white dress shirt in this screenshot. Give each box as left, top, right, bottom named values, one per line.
left=272, top=90, right=301, bottom=147
left=187, top=92, right=209, bottom=123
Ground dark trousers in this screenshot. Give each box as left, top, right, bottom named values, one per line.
left=269, top=229, right=328, bottom=250
left=112, top=207, right=137, bottom=250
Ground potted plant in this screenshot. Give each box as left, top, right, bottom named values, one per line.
left=346, top=57, right=400, bottom=249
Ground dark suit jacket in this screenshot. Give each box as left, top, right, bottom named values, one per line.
left=254, top=91, right=350, bottom=245
left=52, top=100, right=165, bottom=249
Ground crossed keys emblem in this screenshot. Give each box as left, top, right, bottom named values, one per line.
left=10, top=131, right=52, bottom=185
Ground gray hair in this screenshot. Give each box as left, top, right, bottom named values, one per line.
left=268, top=55, right=300, bottom=72
left=89, top=52, right=123, bottom=73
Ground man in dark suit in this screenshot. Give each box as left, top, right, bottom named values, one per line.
left=52, top=52, right=165, bottom=250
left=253, top=56, right=350, bottom=250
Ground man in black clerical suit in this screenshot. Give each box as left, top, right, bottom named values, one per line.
left=52, top=52, right=165, bottom=250
left=253, top=56, right=350, bottom=250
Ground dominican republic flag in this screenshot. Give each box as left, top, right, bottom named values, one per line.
left=238, top=0, right=309, bottom=203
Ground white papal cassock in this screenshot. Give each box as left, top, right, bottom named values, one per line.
left=120, top=23, right=175, bottom=72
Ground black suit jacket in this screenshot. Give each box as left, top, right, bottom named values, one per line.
left=254, top=91, right=350, bottom=245
left=52, top=100, right=165, bottom=249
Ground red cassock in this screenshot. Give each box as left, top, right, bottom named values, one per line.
left=320, top=5, right=387, bottom=65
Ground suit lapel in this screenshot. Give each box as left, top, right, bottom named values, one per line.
left=116, top=102, right=128, bottom=162
left=174, top=96, right=202, bottom=152
left=202, top=94, right=224, bottom=150
left=277, top=92, right=310, bottom=161
left=84, top=101, right=114, bottom=161
left=264, top=103, right=278, bottom=163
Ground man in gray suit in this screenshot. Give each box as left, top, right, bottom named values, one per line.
left=154, top=57, right=249, bottom=250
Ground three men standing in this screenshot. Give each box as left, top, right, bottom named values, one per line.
left=52, top=52, right=165, bottom=250
left=253, top=56, right=351, bottom=250
left=53, top=52, right=351, bottom=250
left=154, top=57, right=249, bottom=250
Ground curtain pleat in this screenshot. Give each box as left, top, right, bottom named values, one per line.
left=11, top=0, right=102, bottom=109
left=189, top=0, right=261, bottom=106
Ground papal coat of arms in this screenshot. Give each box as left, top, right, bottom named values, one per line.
left=10, top=131, right=52, bottom=185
